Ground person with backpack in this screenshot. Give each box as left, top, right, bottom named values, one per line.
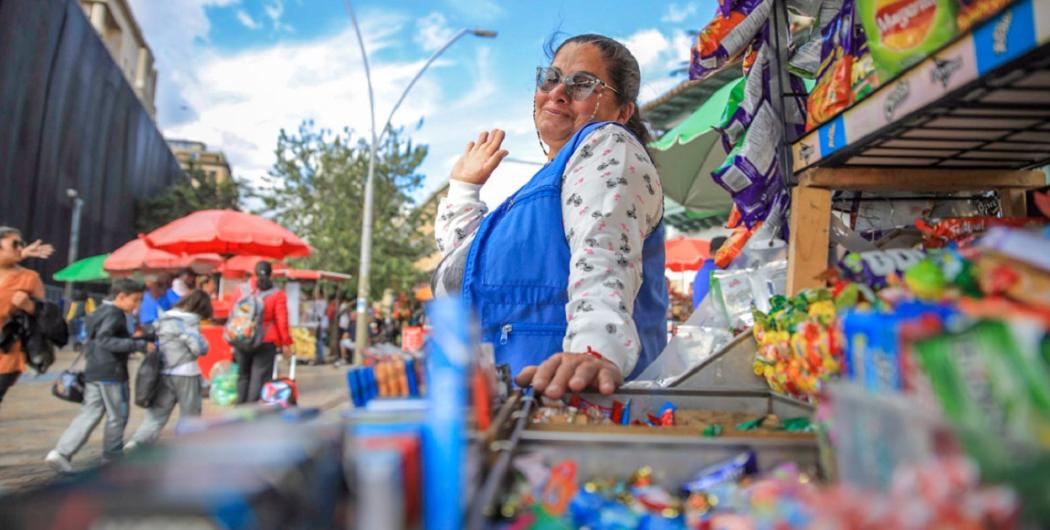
left=0, top=226, right=53, bottom=404
left=46, top=279, right=154, bottom=473
left=125, top=290, right=212, bottom=449
left=226, top=261, right=291, bottom=404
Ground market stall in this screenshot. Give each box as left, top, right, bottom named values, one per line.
left=6, top=2, right=1050, bottom=529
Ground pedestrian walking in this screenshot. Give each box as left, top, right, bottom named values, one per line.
left=65, top=290, right=96, bottom=350
left=46, top=279, right=154, bottom=473
left=139, top=274, right=173, bottom=328
left=126, top=290, right=212, bottom=449
left=0, top=226, right=52, bottom=404
left=232, top=261, right=291, bottom=404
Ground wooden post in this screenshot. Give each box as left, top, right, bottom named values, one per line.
left=787, top=183, right=832, bottom=295
left=998, top=189, right=1028, bottom=217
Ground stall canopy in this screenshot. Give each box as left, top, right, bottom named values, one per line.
left=219, top=255, right=287, bottom=278
left=53, top=254, right=110, bottom=283
left=664, top=238, right=711, bottom=272
left=649, top=77, right=741, bottom=216
left=143, top=209, right=311, bottom=259
left=104, top=239, right=223, bottom=276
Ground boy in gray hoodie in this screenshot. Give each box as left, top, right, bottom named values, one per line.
left=127, top=289, right=212, bottom=448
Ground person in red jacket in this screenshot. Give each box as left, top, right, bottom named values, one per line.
left=235, top=261, right=292, bottom=403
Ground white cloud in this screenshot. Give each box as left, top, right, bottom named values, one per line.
left=415, top=12, right=456, bottom=52
left=236, top=9, right=260, bottom=30
left=661, top=2, right=699, bottom=23
left=622, top=29, right=672, bottom=71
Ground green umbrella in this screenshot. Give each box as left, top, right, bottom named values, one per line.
left=53, top=253, right=111, bottom=283
left=649, top=77, right=742, bottom=215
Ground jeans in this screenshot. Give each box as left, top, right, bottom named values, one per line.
left=129, top=375, right=202, bottom=445
left=235, top=343, right=276, bottom=404
left=54, top=381, right=130, bottom=462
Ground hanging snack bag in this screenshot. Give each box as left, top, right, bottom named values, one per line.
left=805, top=0, right=856, bottom=130
left=690, top=0, right=772, bottom=80
left=856, top=0, right=957, bottom=81
left=957, top=0, right=1010, bottom=31
left=851, top=24, right=880, bottom=100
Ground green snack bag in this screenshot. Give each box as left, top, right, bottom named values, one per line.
left=915, top=321, right=1050, bottom=453
left=856, top=0, right=957, bottom=81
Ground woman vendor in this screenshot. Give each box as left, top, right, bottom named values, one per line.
left=434, top=34, right=667, bottom=399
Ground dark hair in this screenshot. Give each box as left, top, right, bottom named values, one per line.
left=109, top=278, right=145, bottom=298
left=710, top=236, right=728, bottom=254
left=545, top=33, right=652, bottom=151
left=177, top=268, right=195, bottom=278
left=255, top=261, right=273, bottom=276
left=0, top=226, right=21, bottom=240
left=175, top=289, right=214, bottom=320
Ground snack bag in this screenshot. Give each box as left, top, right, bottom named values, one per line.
left=957, top=0, right=1010, bottom=31
left=856, top=0, right=957, bottom=81
left=805, top=0, right=856, bottom=130
left=851, top=25, right=880, bottom=100
left=838, top=248, right=926, bottom=289
left=690, top=0, right=772, bottom=80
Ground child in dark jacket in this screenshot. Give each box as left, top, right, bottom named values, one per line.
left=46, top=279, right=154, bottom=472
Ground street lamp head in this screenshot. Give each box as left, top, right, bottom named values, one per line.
left=65, top=188, right=78, bottom=199
left=471, top=28, right=497, bottom=38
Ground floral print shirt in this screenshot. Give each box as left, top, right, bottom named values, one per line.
left=434, top=124, right=663, bottom=376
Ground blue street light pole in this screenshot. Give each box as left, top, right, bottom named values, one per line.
left=343, top=0, right=496, bottom=362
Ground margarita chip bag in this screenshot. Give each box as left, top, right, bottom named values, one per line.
left=856, top=0, right=958, bottom=81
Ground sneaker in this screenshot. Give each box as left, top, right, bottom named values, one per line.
left=45, top=450, right=73, bottom=473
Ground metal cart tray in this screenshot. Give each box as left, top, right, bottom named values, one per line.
left=467, top=390, right=820, bottom=528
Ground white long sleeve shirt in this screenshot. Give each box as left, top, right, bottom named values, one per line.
left=434, top=124, right=663, bottom=376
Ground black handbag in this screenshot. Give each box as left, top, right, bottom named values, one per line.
left=134, top=348, right=162, bottom=408
left=51, top=349, right=86, bottom=403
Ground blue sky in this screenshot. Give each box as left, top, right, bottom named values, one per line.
left=130, top=0, right=718, bottom=207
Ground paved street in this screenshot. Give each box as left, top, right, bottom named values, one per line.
left=0, top=348, right=349, bottom=494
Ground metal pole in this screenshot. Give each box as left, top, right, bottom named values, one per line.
left=345, top=0, right=378, bottom=364
left=344, top=0, right=496, bottom=363
left=64, top=189, right=83, bottom=305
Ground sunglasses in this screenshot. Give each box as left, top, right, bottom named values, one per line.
left=536, top=66, right=619, bottom=101
left=7, top=239, right=24, bottom=250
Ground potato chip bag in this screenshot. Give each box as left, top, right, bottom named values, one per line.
left=851, top=26, right=880, bottom=100
left=856, top=0, right=957, bottom=81
left=690, top=0, right=771, bottom=80
left=957, top=0, right=1011, bottom=31
left=805, top=0, right=856, bottom=130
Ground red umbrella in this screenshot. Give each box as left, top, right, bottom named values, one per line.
left=219, top=255, right=287, bottom=278
left=104, top=239, right=222, bottom=276
left=143, top=209, right=311, bottom=259
left=664, top=238, right=711, bottom=272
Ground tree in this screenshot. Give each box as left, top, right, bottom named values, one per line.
left=135, top=163, right=241, bottom=232
left=252, top=120, right=433, bottom=298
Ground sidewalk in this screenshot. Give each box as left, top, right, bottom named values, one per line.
left=0, top=348, right=349, bottom=493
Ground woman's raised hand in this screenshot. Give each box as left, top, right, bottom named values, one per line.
left=451, top=129, right=509, bottom=186
left=515, top=352, right=623, bottom=399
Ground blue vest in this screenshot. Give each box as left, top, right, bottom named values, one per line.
left=462, top=122, right=668, bottom=380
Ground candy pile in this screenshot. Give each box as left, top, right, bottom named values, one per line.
left=751, top=289, right=845, bottom=399
left=496, top=453, right=1017, bottom=529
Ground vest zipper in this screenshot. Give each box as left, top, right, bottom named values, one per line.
left=500, top=324, right=512, bottom=345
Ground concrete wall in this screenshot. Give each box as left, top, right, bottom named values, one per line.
left=0, top=0, right=182, bottom=287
